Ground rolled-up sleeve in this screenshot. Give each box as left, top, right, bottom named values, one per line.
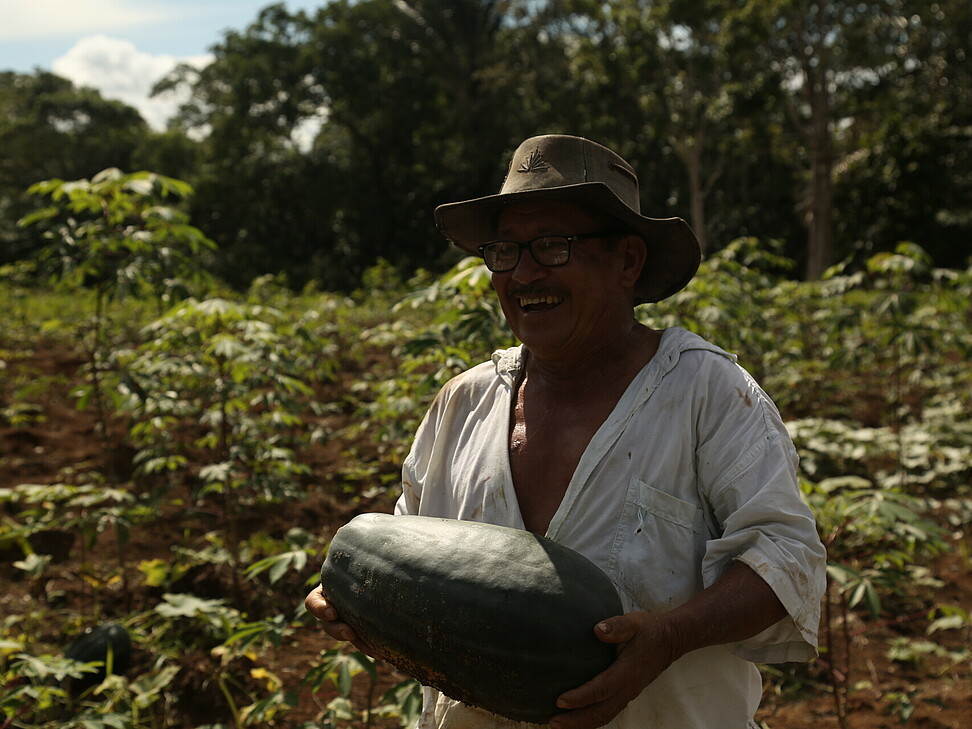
left=697, top=363, right=826, bottom=662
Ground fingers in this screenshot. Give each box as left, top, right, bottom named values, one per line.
left=593, top=616, right=638, bottom=644
left=304, top=585, right=330, bottom=618
left=304, top=585, right=384, bottom=660
left=550, top=668, right=633, bottom=729
left=305, top=585, right=359, bottom=643
left=554, top=654, right=626, bottom=707
left=550, top=613, right=673, bottom=729
left=550, top=702, right=621, bottom=729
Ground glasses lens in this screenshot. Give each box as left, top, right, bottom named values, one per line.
left=482, top=241, right=519, bottom=271
left=531, top=236, right=571, bottom=266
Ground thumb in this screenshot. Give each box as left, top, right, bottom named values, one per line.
left=594, top=614, right=638, bottom=644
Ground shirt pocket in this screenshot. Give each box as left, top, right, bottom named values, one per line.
left=609, top=478, right=707, bottom=612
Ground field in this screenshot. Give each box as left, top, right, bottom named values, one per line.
left=1, top=242, right=970, bottom=729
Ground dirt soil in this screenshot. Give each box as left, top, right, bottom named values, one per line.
left=1, top=340, right=969, bottom=729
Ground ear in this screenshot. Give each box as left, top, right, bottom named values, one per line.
left=618, top=234, right=647, bottom=289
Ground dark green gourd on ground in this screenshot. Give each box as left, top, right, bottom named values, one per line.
left=320, top=513, right=623, bottom=724
left=63, top=622, right=132, bottom=694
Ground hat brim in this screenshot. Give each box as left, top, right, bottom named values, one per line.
left=434, top=182, right=701, bottom=304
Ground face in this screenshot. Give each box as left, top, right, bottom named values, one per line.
left=490, top=201, right=645, bottom=362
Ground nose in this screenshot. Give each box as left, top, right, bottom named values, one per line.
left=509, top=246, right=549, bottom=284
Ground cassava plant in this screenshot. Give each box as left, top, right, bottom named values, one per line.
left=114, top=298, right=317, bottom=526
left=800, top=470, right=952, bottom=727
left=17, top=168, right=217, bottom=481
left=348, top=256, right=513, bottom=473
left=0, top=479, right=158, bottom=613
left=302, top=649, right=422, bottom=729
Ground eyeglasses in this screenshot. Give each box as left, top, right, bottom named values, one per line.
left=476, top=232, right=616, bottom=273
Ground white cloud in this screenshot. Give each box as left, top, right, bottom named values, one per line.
left=52, top=35, right=212, bottom=130
left=1, top=0, right=177, bottom=41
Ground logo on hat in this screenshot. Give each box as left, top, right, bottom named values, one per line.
left=517, top=147, right=548, bottom=173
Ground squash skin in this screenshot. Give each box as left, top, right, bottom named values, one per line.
left=320, top=513, right=623, bottom=724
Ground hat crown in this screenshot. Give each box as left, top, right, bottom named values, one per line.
left=501, top=135, right=642, bottom=214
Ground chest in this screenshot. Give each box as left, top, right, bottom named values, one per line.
left=508, top=386, right=618, bottom=534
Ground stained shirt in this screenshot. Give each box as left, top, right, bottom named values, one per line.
left=395, top=327, right=827, bottom=729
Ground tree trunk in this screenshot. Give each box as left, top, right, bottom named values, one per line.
left=801, top=1, right=836, bottom=280
left=805, top=79, right=835, bottom=279
left=685, top=131, right=710, bottom=254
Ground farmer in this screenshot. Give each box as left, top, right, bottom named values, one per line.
left=306, top=134, right=826, bottom=729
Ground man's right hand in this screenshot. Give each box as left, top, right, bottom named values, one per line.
left=305, top=584, right=385, bottom=659
left=305, top=585, right=360, bottom=643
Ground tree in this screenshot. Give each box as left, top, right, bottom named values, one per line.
left=19, top=168, right=216, bottom=308
left=536, top=0, right=755, bottom=254
left=832, top=0, right=972, bottom=267
left=307, top=0, right=577, bottom=272
left=153, top=4, right=330, bottom=288
left=126, top=0, right=970, bottom=289
left=634, top=4, right=731, bottom=254
left=723, top=0, right=968, bottom=277
left=157, top=1, right=576, bottom=290
left=0, top=71, right=148, bottom=264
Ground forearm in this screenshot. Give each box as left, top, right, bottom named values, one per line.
left=551, top=560, right=787, bottom=729
left=666, top=559, right=787, bottom=658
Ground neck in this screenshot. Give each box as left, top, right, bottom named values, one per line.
left=524, top=322, right=660, bottom=392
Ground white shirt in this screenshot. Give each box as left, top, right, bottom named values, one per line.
left=396, top=327, right=826, bottom=729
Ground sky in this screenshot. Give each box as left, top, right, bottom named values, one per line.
left=1, top=0, right=325, bottom=129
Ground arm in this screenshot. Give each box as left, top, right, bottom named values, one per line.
left=550, top=560, right=786, bottom=729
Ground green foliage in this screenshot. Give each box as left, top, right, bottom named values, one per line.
left=0, top=479, right=157, bottom=566
left=807, top=477, right=949, bottom=616
left=343, top=256, right=513, bottom=475
left=0, top=638, right=179, bottom=729
left=4, top=1, right=970, bottom=291
left=14, top=168, right=219, bottom=487
left=1, top=234, right=969, bottom=727
left=647, top=238, right=972, bottom=424
left=303, top=649, right=421, bottom=729
left=244, top=528, right=319, bottom=588
left=2, top=653, right=89, bottom=718
left=0, top=71, right=149, bottom=265
left=19, top=168, right=216, bottom=306
left=116, top=298, right=320, bottom=508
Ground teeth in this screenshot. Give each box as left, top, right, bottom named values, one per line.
left=519, top=295, right=563, bottom=306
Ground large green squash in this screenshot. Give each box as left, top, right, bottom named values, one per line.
left=319, top=513, right=622, bottom=724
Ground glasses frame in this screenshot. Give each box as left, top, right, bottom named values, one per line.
left=476, top=231, right=618, bottom=273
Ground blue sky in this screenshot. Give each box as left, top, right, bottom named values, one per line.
left=1, top=0, right=325, bottom=127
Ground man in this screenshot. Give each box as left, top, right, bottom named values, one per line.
left=306, top=134, right=826, bottom=729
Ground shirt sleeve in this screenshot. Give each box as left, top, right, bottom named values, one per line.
left=394, top=362, right=495, bottom=520
left=396, top=392, right=439, bottom=517
left=695, top=359, right=827, bottom=663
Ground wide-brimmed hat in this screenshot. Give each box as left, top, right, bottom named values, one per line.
left=434, top=134, right=701, bottom=303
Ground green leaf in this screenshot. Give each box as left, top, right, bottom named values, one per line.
left=155, top=593, right=228, bottom=618
left=138, top=558, right=170, bottom=587
left=336, top=661, right=353, bottom=697
left=13, top=553, right=51, bottom=578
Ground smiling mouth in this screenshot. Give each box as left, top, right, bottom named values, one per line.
left=517, top=294, right=564, bottom=311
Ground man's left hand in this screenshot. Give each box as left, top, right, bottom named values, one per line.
left=549, top=611, right=680, bottom=729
